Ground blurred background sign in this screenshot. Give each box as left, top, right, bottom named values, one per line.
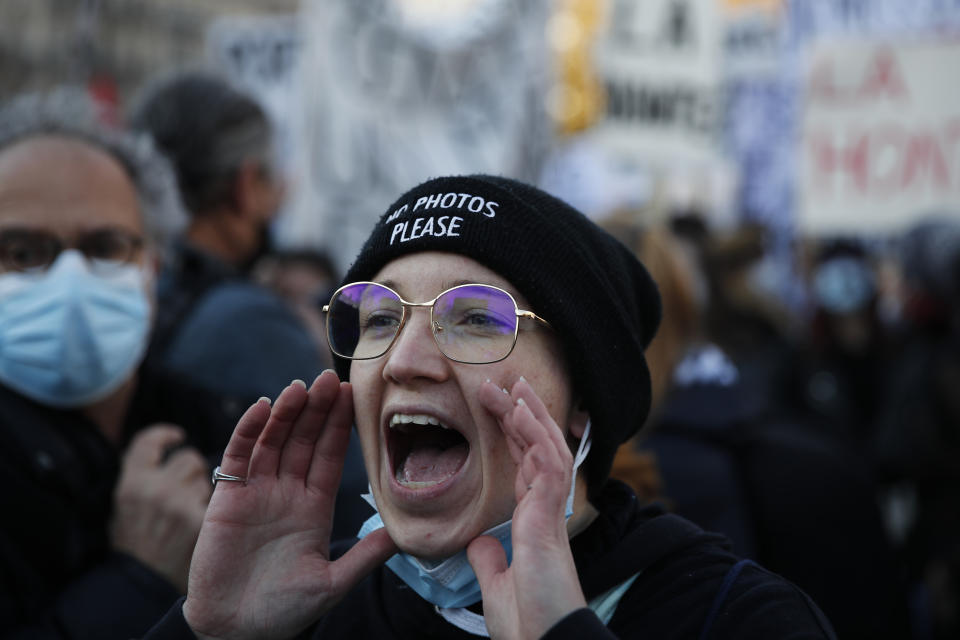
left=206, top=14, right=300, bottom=181
left=1, top=0, right=958, bottom=248
left=799, top=40, right=960, bottom=234
left=592, top=0, right=724, bottom=166
left=721, top=0, right=782, bottom=80
left=284, top=0, right=553, bottom=267
left=543, top=0, right=740, bottom=231
left=207, top=15, right=298, bottom=87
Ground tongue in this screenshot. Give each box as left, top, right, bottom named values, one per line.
left=402, top=443, right=468, bottom=484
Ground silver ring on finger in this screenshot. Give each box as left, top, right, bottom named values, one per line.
left=211, top=465, right=247, bottom=486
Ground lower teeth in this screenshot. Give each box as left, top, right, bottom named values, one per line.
left=395, top=461, right=448, bottom=488
left=399, top=479, right=441, bottom=488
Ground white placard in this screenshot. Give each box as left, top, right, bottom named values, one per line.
left=592, top=0, right=725, bottom=164
left=286, top=0, right=553, bottom=268
left=206, top=15, right=299, bottom=121
left=799, top=39, right=960, bottom=234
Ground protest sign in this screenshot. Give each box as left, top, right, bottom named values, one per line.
left=285, top=0, right=552, bottom=267
left=799, top=39, right=960, bottom=233
left=592, top=0, right=725, bottom=164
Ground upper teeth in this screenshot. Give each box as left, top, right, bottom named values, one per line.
left=390, top=413, right=448, bottom=429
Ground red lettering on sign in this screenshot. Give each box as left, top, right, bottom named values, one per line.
left=808, top=47, right=909, bottom=104
left=807, top=120, right=959, bottom=198
left=809, top=130, right=868, bottom=192
left=861, top=49, right=908, bottom=102
left=902, top=134, right=950, bottom=189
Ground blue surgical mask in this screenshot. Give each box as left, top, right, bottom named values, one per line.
left=0, top=250, right=151, bottom=408
left=358, top=420, right=592, bottom=609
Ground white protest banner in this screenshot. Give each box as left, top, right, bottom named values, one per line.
left=799, top=39, right=960, bottom=234
left=591, top=0, right=725, bottom=165
left=286, top=0, right=552, bottom=268
left=207, top=15, right=299, bottom=92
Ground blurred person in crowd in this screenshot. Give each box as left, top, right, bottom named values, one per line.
left=143, top=176, right=835, bottom=639
left=252, top=248, right=341, bottom=359
left=252, top=248, right=372, bottom=537
left=129, top=72, right=369, bottom=541
left=604, top=217, right=910, bottom=640
left=0, top=90, right=239, bottom=638
left=128, top=70, right=323, bottom=403
left=873, top=218, right=960, bottom=640
left=601, top=221, right=702, bottom=505
left=671, top=216, right=800, bottom=409
left=793, top=240, right=898, bottom=447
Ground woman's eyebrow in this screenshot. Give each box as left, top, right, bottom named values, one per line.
left=442, top=279, right=479, bottom=289
left=375, top=278, right=503, bottom=299
left=377, top=278, right=484, bottom=290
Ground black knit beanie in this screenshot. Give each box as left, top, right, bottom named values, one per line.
left=336, top=175, right=661, bottom=499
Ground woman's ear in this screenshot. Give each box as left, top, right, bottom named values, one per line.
left=568, top=403, right=590, bottom=440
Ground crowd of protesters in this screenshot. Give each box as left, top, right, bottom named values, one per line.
left=607, top=212, right=960, bottom=640
left=0, top=72, right=956, bottom=640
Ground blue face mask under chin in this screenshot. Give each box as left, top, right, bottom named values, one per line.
left=0, top=250, right=151, bottom=408
left=357, top=420, right=592, bottom=609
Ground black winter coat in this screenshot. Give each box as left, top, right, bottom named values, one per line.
left=144, top=481, right=836, bottom=639
left=0, top=369, right=239, bottom=639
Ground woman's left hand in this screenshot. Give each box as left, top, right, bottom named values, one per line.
left=470, top=378, right=587, bottom=640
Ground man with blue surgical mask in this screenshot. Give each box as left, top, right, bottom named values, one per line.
left=0, top=90, right=239, bottom=640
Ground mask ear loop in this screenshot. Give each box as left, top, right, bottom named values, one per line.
left=361, top=483, right=378, bottom=509
left=573, top=419, right=593, bottom=469
left=566, top=419, right=592, bottom=517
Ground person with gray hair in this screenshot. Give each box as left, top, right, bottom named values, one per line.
left=0, top=88, right=238, bottom=639
left=0, top=87, right=187, bottom=249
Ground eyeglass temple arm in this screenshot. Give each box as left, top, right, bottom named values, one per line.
left=518, top=310, right=552, bottom=329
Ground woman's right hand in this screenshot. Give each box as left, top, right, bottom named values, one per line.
left=182, top=370, right=397, bottom=640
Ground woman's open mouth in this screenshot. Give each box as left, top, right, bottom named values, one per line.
left=388, top=413, right=470, bottom=489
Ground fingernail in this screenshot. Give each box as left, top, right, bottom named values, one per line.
left=292, top=379, right=307, bottom=388
left=519, top=375, right=527, bottom=383
left=516, top=397, right=526, bottom=407
left=258, top=396, right=272, bottom=406
left=502, top=387, right=510, bottom=395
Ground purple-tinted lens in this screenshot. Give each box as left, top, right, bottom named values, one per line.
left=327, top=282, right=403, bottom=359
left=433, top=285, right=518, bottom=363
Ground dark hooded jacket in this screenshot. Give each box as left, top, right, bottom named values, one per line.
left=143, top=481, right=835, bottom=639
left=0, top=367, right=239, bottom=639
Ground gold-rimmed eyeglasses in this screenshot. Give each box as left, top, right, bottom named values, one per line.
left=323, top=281, right=551, bottom=364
